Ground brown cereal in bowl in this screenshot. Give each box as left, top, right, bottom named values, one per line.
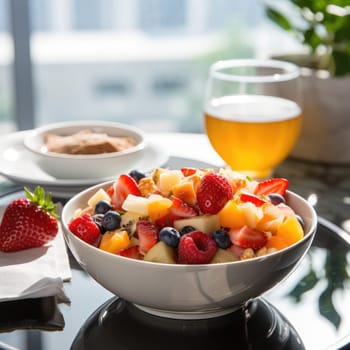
left=44, top=129, right=136, bottom=155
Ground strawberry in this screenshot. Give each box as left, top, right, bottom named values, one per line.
left=229, top=226, right=267, bottom=250
left=136, top=220, right=158, bottom=254
left=180, top=167, right=197, bottom=177
left=170, top=196, right=197, bottom=218
left=177, top=230, right=217, bottom=264
left=0, top=186, right=59, bottom=252
left=68, top=214, right=101, bottom=246
left=118, top=245, right=142, bottom=260
left=154, top=196, right=197, bottom=229
left=254, top=178, right=289, bottom=196
left=196, top=172, right=233, bottom=214
left=155, top=211, right=180, bottom=229
left=107, top=174, right=141, bottom=210
left=240, top=193, right=266, bottom=207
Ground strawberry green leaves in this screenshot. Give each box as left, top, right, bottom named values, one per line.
left=24, top=186, right=59, bottom=219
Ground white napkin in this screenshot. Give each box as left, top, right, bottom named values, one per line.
left=0, top=205, right=71, bottom=303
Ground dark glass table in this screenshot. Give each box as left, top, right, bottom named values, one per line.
left=0, top=154, right=349, bottom=350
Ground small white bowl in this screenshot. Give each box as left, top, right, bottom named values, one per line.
left=61, top=182, right=317, bottom=320
left=24, top=121, right=146, bottom=179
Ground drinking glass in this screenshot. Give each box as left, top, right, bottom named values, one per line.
left=203, top=59, right=302, bottom=179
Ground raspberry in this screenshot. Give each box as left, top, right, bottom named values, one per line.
left=178, top=231, right=217, bottom=264
left=196, top=172, right=233, bottom=214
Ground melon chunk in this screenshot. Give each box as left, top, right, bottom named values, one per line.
left=174, top=215, right=220, bottom=234
left=211, top=248, right=238, bottom=264
left=144, top=241, right=176, bottom=264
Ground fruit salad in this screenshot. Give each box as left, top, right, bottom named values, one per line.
left=68, top=167, right=305, bottom=264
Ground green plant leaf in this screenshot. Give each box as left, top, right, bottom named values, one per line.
left=303, top=27, right=322, bottom=52
left=266, top=7, right=293, bottom=31
left=264, top=0, right=350, bottom=75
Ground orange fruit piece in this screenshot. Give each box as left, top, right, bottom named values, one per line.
left=266, top=235, right=289, bottom=250
left=148, top=200, right=172, bottom=222
left=99, top=230, right=130, bottom=254
left=218, top=200, right=246, bottom=228
left=276, top=215, right=304, bottom=245
left=266, top=215, right=304, bottom=250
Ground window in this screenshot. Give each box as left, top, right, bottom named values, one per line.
left=30, top=0, right=50, bottom=32
left=0, top=0, right=15, bottom=134
left=73, top=0, right=103, bottom=30
left=152, top=77, right=186, bottom=95
left=95, top=80, right=131, bottom=97
left=139, top=0, right=186, bottom=33
left=2, top=0, right=301, bottom=135
left=0, top=0, right=8, bottom=32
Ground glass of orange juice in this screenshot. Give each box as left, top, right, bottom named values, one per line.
left=203, top=59, right=302, bottom=179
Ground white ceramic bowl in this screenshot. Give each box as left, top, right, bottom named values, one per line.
left=61, top=180, right=317, bottom=319
left=24, top=121, right=146, bottom=179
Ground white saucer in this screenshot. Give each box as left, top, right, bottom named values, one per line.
left=0, top=130, right=169, bottom=198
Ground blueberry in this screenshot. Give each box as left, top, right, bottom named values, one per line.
left=179, top=225, right=196, bottom=236
left=95, top=200, right=112, bottom=215
left=102, top=211, right=121, bottom=231
left=159, top=227, right=180, bottom=248
left=267, top=193, right=286, bottom=205
left=212, top=229, right=231, bottom=249
left=129, top=170, right=146, bottom=183
left=92, top=214, right=106, bottom=234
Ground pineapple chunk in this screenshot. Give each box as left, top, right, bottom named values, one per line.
left=152, top=167, right=168, bottom=186
left=148, top=194, right=173, bottom=206
left=122, top=194, right=150, bottom=216
left=219, top=168, right=250, bottom=192
left=174, top=215, right=220, bottom=234
left=159, top=170, right=183, bottom=196
left=144, top=241, right=176, bottom=264
left=257, top=204, right=284, bottom=233
left=73, top=206, right=93, bottom=218
left=240, top=202, right=263, bottom=228
left=87, top=188, right=111, bottom=209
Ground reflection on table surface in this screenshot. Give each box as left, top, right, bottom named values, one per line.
left=0, top=215, right=349, bottom=350
left=0, top=132, right=349, bottom=350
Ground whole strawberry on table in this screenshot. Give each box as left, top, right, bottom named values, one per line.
left=0, top=186, right=59, bottom=252
left=68, top=167, right=305, bottom=265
